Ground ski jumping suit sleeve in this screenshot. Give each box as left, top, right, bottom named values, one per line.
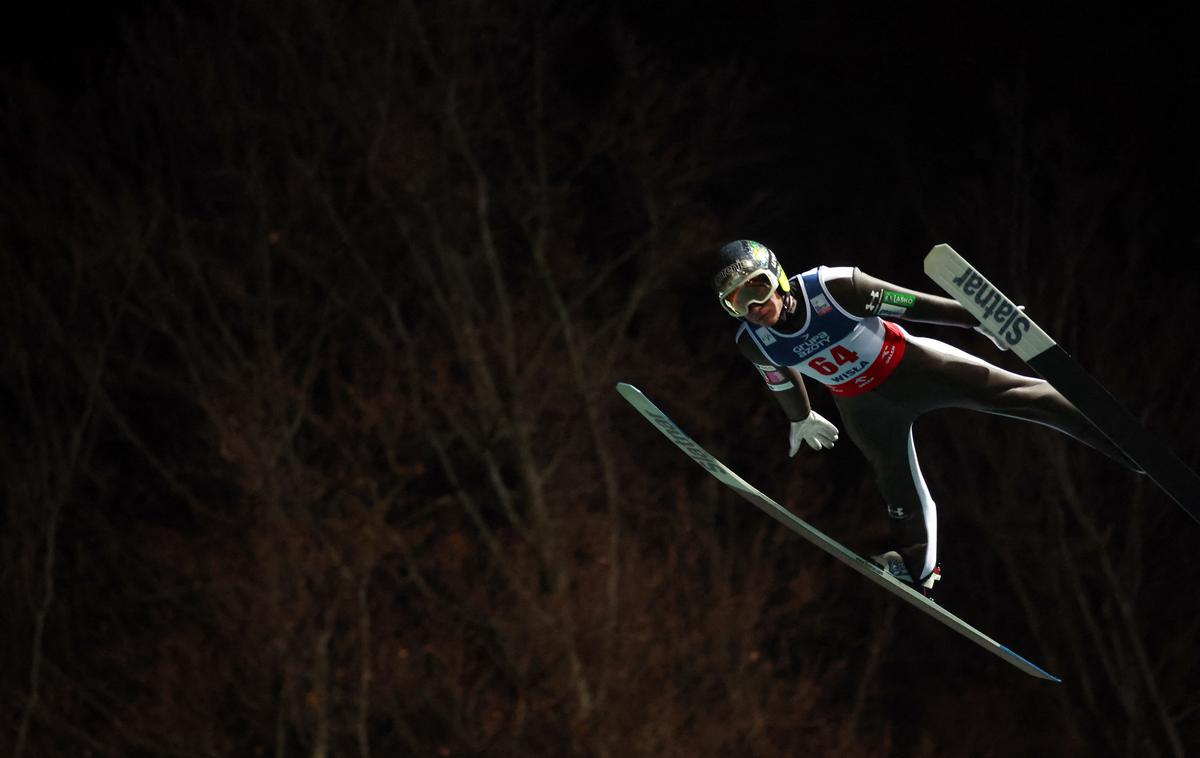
left=736, top=266, right=1137, bottom=584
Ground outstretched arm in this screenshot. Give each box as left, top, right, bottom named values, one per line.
left=830, top=268, right=979, bottom=327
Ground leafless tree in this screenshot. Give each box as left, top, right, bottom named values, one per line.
left=1, top=2, right=889, bottom=756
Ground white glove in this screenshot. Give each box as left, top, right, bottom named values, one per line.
left=973, top=305, right=1024, bottom=351
left=789, top=411, right=839, bottom=456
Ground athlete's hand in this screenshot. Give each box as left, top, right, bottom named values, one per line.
left=973, top=306, right=1024, bottom=351
left=789, top=411, right=839, bottom=456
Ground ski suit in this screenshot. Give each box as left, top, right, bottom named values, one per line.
left=737, top=266, right=1135, bottom=582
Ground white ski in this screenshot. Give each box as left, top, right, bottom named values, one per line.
left=616, top=382, right=1061, bottom=682
left=924, top=243, right=1200, bottom=525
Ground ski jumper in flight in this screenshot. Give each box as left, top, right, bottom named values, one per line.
left=712, top=240, right=1139, bottom=596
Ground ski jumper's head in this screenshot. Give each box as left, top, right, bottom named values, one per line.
left=712, top=240, right=791, bottom=322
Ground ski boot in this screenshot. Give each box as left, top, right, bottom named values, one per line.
left=871, top=550, right=941, bottom=600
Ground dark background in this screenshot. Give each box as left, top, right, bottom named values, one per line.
left=3, top=2, right=1198, bottom=756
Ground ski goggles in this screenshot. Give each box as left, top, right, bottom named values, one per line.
left=718, top=269, right=780, bottom=317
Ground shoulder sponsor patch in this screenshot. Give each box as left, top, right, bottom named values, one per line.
left=753, top=326, right=777, bottom=345
left=867, top=289, right=915, bottom=317
left=754, top=363, right=794, bottom=391
left=811, top=293, right=833, bottom=316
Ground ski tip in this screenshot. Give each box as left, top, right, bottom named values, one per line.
left=617, top=382, right=657, bottom=411
left=922, top=243, right=960, bottom=274
left=998, top=644, right=1062, bottom=683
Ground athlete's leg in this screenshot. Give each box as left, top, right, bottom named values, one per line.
left=895, top=334, right=1140, bottom=471
left=835, top=393, right=938, bottom=582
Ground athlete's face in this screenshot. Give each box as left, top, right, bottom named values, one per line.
left=743, top=290, right=783, bottom=326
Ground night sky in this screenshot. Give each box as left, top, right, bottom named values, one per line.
left=3, top=3, right=1199, bottom=756
left=8, top=5, right=1199, bottom=243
